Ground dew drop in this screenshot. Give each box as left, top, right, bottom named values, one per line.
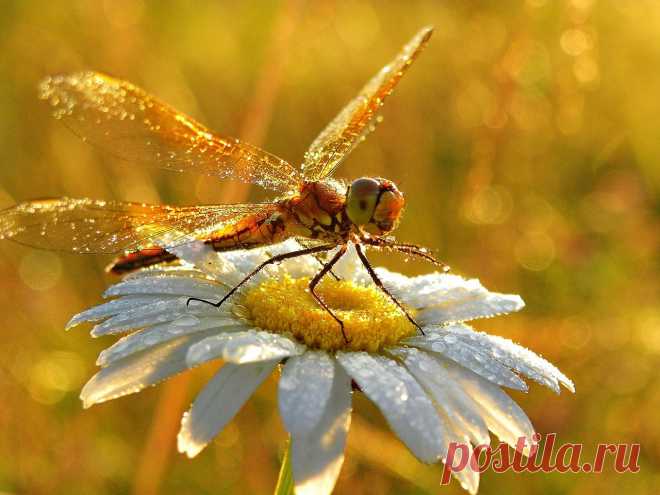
left=172, top=315, right=200, bottom=327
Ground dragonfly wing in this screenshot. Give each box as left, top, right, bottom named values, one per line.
left=301, top=26, right=433, bottom=181
left=0, top=198, right=273, bottom=254
left=40, top=72, right=302, bottom=194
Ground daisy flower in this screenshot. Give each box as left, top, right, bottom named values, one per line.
left=67, top=239, right=574, bottom=494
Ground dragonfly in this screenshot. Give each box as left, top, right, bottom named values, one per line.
left=0, top=26, right=447, bottom=342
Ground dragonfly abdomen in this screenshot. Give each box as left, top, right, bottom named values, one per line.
left=108, top=247, right=178, bottom=275
left=206, top=205, right=291, bottom=251
left=108, top=206, right=288, bottom=275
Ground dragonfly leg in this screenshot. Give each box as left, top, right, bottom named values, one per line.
left=354, top=243, right=425, bottom=336
left=312, top=253, right=342, bottom=281
left=186, top=244, right=336, bottom=309
left=361, top=237, right=450, bottom=272
left=391, top=245, right=450, bottom=272
left=308, top=244, right=350, bottom=343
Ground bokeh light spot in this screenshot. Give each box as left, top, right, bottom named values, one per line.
left=28, top=351, right=86, bottom=405
left=515, top=232, right=556, bottom=271
left=464, top=186, right=513, bottom=225
left=18, top=251, right=62, bottom=291
left=560, top=29, right=593, bottom=57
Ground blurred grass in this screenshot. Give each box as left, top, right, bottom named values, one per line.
left=0, top=1, right=658, bottom=494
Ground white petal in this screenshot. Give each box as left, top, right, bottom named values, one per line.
left=332, top=244, right=368, bottom=283
left=337, top=352, right=448, bottom=463
left=264, top=238, right=318, bottom=279
left=66, top=295, right=170, bottom=329
left=218, top=248, right=277, bottom=286
left=445, top=438, right=480, bottom=495
left=391, top=347, right=490, bottom=446
left=279, top=351, right=335, bottom=435
left=90, top=298, right=228, bottom=337
left=292, top=361, right=352, bottom=495
left=444, top=360, right=536, bottom=456
left=80, top=333, right=213, bottom=408
left=217, top=239, right=312, bottom=287
left=391, top=348, right=482, bottom=493
left=406, top=328, right=528, bottom=391
left=97, top=317, right=245, bottom=367
left=376, top=269, right=524, bottom=322
left=173, top=240, right=317, bottom=286
left=415, top=295, right=524, bottom=325
left=170, top=242, right=238, bottom=280
left=446, top=325, right=574, bottom=393
left=177, top=360, right=277, bottom=458
left=104, top=276, right=225, bottom=299
left=186, top=330, right=304, bottom=366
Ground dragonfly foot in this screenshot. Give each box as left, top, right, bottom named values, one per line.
left=338, top=319, right=351, bottom=344
left=411, top=318, right=425, bottom=336
left=186, top=296, right=223, bottom=308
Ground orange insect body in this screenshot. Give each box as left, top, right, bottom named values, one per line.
left=208, top=180, right=353, bottom=248
left=110, top=178, right=406, bottom=273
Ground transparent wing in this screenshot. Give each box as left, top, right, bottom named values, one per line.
left=301, top=26, right=433, bottom=181
left=39, top=72, right=302, bottom=194
left=0, top=198, right=276, bottom=254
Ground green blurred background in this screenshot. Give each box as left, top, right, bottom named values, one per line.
left=0, top=1, right=658, bottom=494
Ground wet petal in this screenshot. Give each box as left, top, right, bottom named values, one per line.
left=66, top=295, right=169, bottom=329
left=104, top=275, right=225, bottom=299
left=332, top=244, right=368, bottom=282
left=170, top=242, right=239, bottom=281
left=217, top=238, right=314, bottom=286
left=444, top=360, right=536, bottom=455
left=97, top=316, right=245, bottom=367
left=391, top=347, right=490, bottom=446
left=90, top=297, right=228, bottom=337
left=292, top=361, right=352, bottom=495
left=265, top=238, right=318, bottom=279
left=445, top=324, right=574, bottom=393
left=406, top=328, right=528, bottom=391
left=186, top=330, right=304, bottom=366
left=123, top=266, right=205, bottom=280
left=376, top=269, right=524, bottom=322
left=444, top=438, right=480, bottom=495
left=80, top=333, right=213, bottom=408
left=337, top=352, right=448, bottom=463
left=279, top=351, right=335, bottom=435
left=177, top=360, right=277, bottom=458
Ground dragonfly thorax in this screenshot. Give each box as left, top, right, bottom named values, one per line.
left=345, top=177, right=405, bottom=236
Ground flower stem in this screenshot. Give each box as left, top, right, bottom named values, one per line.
left=274, top=437, right=294, bottom=495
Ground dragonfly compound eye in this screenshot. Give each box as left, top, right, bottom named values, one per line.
left=372, top=187, right=405, bottom=233
left=346, top=177, right=380, bottom=226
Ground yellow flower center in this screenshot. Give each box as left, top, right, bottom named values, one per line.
left=241, top=274, right=417, bottom=352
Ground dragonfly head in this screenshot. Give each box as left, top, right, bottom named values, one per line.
left=346, top=177, right=405, bottom=235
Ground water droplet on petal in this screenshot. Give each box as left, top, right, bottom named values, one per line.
left=172, top=315, right=200, bottom=327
